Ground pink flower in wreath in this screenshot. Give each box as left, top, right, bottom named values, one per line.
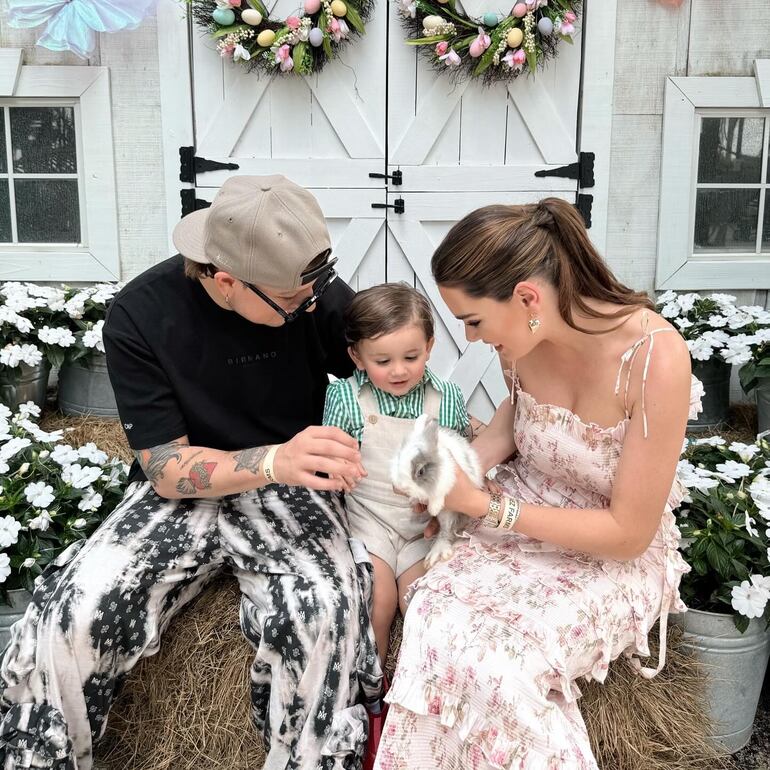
left=564, top=10, right=577, bottom=21
left=276, top=44, right=294, bottom=71
left=435, top=40, right=448, bottom=56
left=329, top=17, right=349, bottom=41
left=503, top=48, right=525, bottom=71
left=228, top=0, right=242, bottom=5
left=440, top=48, right=461, bottom=67
left=469, top=26, right=490, bottom=57
left=286, top=15, right=301, bottom=29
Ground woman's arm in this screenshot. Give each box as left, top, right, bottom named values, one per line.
left=471, top=396, right=517, bottom=472
left=447, top=334, right=691, bottom=561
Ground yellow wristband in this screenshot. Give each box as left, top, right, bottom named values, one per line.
left=262, top=445, right=281, bottom=485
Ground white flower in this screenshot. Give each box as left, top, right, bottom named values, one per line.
left=677, top=461, right=720, bottom=491
left=82, top=320, right=105, bottom=352
left=0, top=437, right=31, bottom=461
left=21, top=557, right=35, bottom=569
left=77, top=443, right=108, bottom=465
left=694, top=436, right=726, bottom=446
left=745, top=514, right=759, bottom=537
left=675, top=317, right=693, bottom=330
left=750, top=474, right=770, bottom=518
left=729, top=442, right=760, bottom=463
left=24, top=481, right=55, bottom=509
left=0, top=404, right=11, bottom=421
left=657, top=290, right=677, bottom=305
left=710, top=293, right=737, bottom=306
left=77, top=489, right=102, bottom=512
left=51, top=444, right=79, bottom=466
left=661, top=301, right=681, bottom=319
left=727, top=311, right=754, bottom=330
left=16, top=401, right=40, bottom=420
left=71, top=518, right=87, bottom=529
left=707, top=315, right=728, bottom=328
left=61, top=464, right=103, bottom=489
left=15, top=419, right=63, bottom=444
left=27, top=510, right=53, bottom=531
left=90, top=284, right=119, bottom=305
left=0, top=553, right=10, bottom=584
left=0, top=343, right=43, bottom=368
left=731, top=580, right=769, bottom=619
left=687, top=338, right=715, bottom=361
left=750, top=575, right=770, bottom=593
left=64, top=292, right=90, bottom=319
left=677, top=293, right=699, bottom=314
left=233, top=43, right=251, bottom=61
left=37, top=326, right=76, bottom=347
left=0, top=515, right=22, bottom=548
left=715, top=460, right=752, bottom=480
left=397, top=0, right=416, bottom=17
left=721, top=343, right=753, bottom=366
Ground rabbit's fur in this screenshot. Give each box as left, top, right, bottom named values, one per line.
left=391, top=414, right=483, bottom=568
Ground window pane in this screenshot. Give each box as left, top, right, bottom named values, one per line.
left=15, top=180, right=80, bottom=242
left=10, top=107, right=77, bottom=174
left=0, top=110, right=6, bottom=174
left=763, top=196, right=770, bottom=252
left=0, top=180, right=11, bottom=242
left=693, top=188, right=759, bottom=253
left=697, top=117, right=764, bottom=184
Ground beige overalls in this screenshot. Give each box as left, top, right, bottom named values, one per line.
left=345, top=379, right=442, bottom=577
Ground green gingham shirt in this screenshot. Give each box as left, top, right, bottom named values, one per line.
left=322, top=367, right=471, bottom=444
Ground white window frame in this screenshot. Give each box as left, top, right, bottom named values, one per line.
left=657, top=59, right=770, bottom=289
left=0, top=50, right=119, bottom=281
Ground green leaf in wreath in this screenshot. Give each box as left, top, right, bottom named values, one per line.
left=526, top=45, right=537, bottom=73
left=405, top=35, right=452, bottom=45
left=247, top=0, right=269, bottom=16
left=293, top=41, right=308, bottom=73
left=323, top=32, right=334, bottom=59
left=212, top=24, right=250, bottom=38
left=345, top=4, right=366, bottom=34
left=558, top=34, right=574, bottom=45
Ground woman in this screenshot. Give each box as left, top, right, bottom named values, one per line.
left=375, top=199, right=701, bottom=769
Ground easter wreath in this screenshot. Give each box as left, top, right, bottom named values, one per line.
left=398, top=0, right=579, bottom=83
left=188, top=0, right=372, bottom=75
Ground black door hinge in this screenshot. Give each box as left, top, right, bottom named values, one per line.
left=535, top=151, right=595, bottom=188
left=371, top=198, right=405, bottom=214
left=575, top=193, right=593, bottom=228
left=179, top=146, right=240, bottom=184
left=369, top=169, right=403, bottom=186
left=180, top=189, right=212, bottom=217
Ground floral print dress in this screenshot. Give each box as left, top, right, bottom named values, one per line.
left=375, top=329, right=702, bottom=770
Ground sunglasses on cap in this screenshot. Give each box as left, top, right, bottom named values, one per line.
left=243, top=254, right=338, bottom=323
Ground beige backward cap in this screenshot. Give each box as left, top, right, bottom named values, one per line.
left=172, top=175, right=332, bottom=290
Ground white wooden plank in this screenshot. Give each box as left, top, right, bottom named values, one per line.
left=658, top=259, right=770, bottom=290
left=459, top=82, right=507, bottom=165
left=334, top=218, right=384, bottom=283
left=755, top=59, right=770, bottom=107
left=508, top=78, right=576, bottom=165
left=14, top=66, right=102, bottom=96
left=157, top=0, right=195, bottom=251
left=393, top=164, right=579, bottom=193
left=0, top=49, right=22, bottom=96
left=0, top=253, right=117, bottom=281
left=450, top=343, right=496, bottom=400
left=579, top=0, right=618, bottom=257
left=671, top=77, right=760, bottom=108
left=390, top=77, right=469, bottom=166
left=270, top=78, right=313, bottom=159
left=308, top=74, right=384, bottom=158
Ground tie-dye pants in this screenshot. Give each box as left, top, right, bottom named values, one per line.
left=0, top=481, right=382, bottom=770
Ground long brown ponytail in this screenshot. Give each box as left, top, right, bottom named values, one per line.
left=431, top=198, right=653, bottom=333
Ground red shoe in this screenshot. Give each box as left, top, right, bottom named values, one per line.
left=363, top=677, right=389, bottom=770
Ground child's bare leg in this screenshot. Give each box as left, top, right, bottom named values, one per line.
left=371, top=554, right=398, bottom=667
left=396, top=560, right=427, bottom=616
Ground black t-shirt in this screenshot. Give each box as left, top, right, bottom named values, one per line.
left=103, top=255, right=355, bottom=483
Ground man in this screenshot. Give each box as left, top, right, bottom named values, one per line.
left=0, top=176, right=382, bottom=770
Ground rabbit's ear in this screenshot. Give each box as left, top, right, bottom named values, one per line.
left=422, top=416, right=439, bottom=448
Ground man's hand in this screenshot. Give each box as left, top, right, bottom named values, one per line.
left=273, top=426, right=366, bottom=491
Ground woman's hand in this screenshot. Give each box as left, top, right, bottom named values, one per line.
left=443, top=465, right=489, bottom=518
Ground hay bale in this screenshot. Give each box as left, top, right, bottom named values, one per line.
left=40, top=412, right=133, bottom=464
left=96, top=578, right=729, bottom=770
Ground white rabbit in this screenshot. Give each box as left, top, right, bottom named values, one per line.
left=390, top=414, right=483, bottom=568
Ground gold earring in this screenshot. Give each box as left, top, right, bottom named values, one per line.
left=225, top=295, right=231, bottom=306
left=528, top=317, right=541, bottom=334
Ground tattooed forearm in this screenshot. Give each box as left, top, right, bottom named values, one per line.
left=176, top=460, right=217, bottom=495
left=233, top=446, right=269, bottom=475
left=178, top=450, right=203, bottom=470
left=136, top=441, right=187, bottom=485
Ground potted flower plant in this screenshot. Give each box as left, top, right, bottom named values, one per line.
left=729, top=315, right=770, bottom=434
left=57, top=283, right=121, bottom=417
left=656, top=291, right=756, bottom=431
left=0, top=283, right=72, bottom=411
left=674, top=433, right=770, bottom=752
left=0, top=400, right=128, bottom=647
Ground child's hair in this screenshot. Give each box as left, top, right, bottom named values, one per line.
left=344, top=283, right=434, bottom=348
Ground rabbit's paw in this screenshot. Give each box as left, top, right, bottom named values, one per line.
left=424, top=539, right=456, bottom=569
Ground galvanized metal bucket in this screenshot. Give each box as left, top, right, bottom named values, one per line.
left=0, top=588, right=32, bottom=651
left=0, top=361, right=51, bottom=412
left=673, top=608, right=770, bottom=753
left=688, top=358, right=731, bottom=432
left=756, top=380, right=770, bottom=435
left=58, top=352, right=118, bottom=418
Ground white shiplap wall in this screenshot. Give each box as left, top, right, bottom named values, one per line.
left=0, top=14, right=168, bottom=281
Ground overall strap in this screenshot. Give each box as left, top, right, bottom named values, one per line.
left=423, top=384, right=442, bottom=420
left=350, top=377, right=380, bottom=417
left=614, top=313, right=678, bottom=438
